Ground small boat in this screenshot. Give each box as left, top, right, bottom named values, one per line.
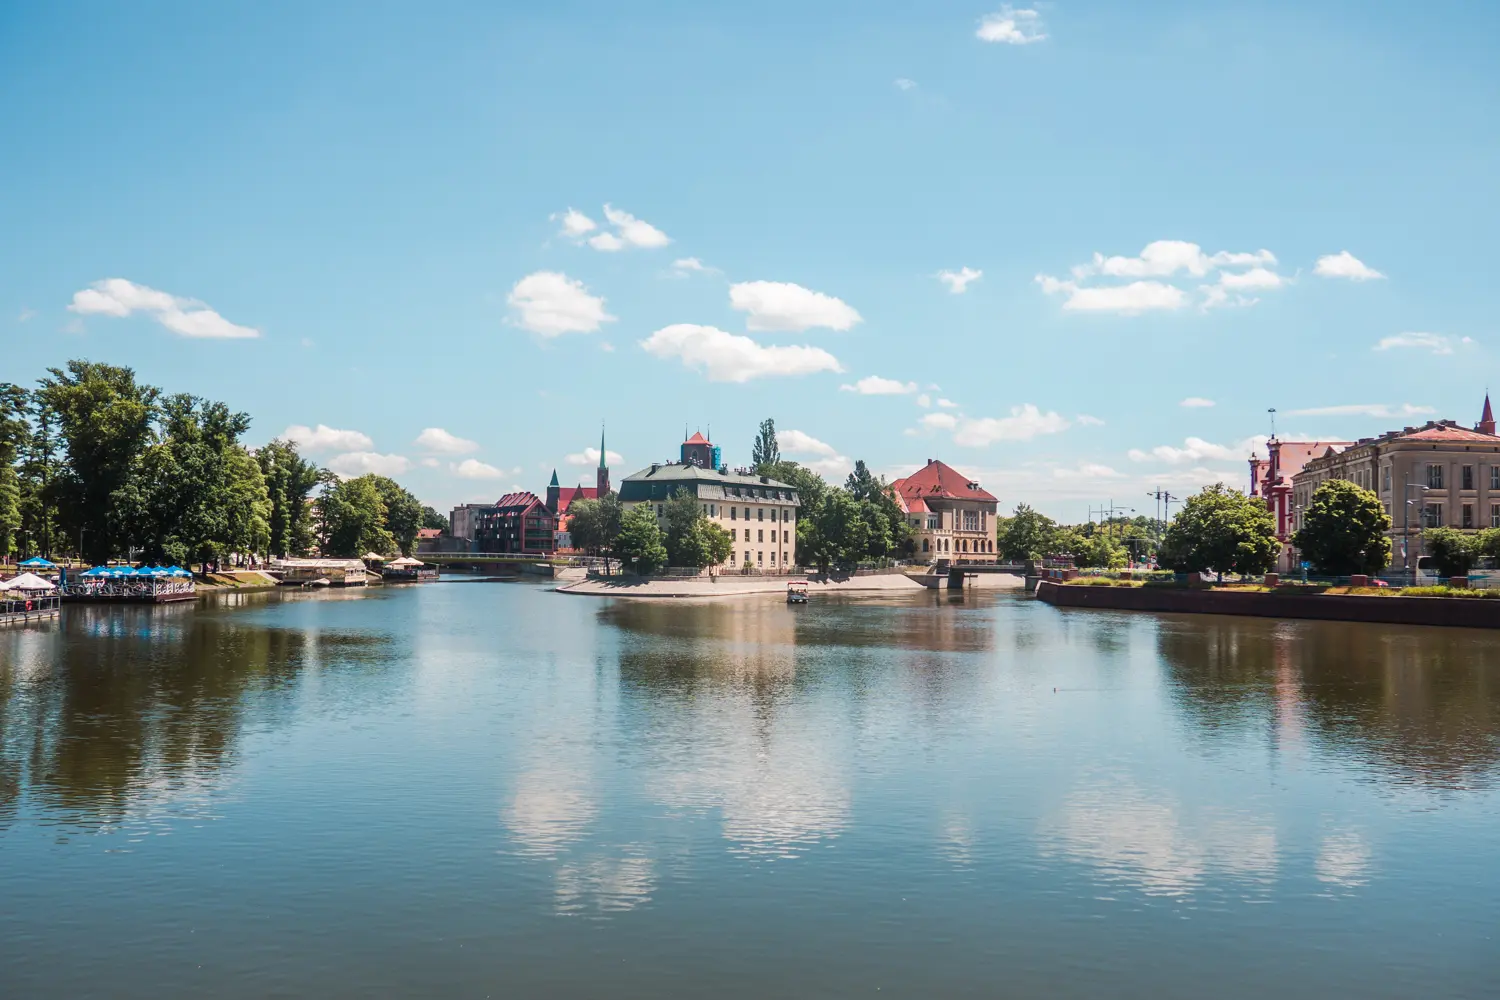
left=303, top=577, right=331, bottom=588
left=787, top=580, right=809, bottom=604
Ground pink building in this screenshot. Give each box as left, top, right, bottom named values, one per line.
left=1249, top=437, right=1353, bottom=571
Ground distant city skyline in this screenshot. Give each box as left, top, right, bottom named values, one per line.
left=3, top=1, right=1495, bottom=518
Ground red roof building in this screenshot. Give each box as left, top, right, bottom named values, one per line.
left=890, top=459, right=1000, bottom=563
left=475, top=492, right=557, bottom=556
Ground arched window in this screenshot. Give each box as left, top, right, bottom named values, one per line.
left=922, top=539, right=930, bottom=552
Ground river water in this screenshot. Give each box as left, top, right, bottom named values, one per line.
left=1, top=581, right=1496, bottom=998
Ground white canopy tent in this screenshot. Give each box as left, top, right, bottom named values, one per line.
left=1, top=573, right=57, bottom=592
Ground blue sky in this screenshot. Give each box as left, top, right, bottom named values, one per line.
left=3, top=1, right=1497, bottom=519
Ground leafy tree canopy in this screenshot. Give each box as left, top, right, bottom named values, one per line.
left=616, top=502, right=667, bottom=574
left=751, top=417, right=780, bottom=471
left=1423, top=527, right=1479, bottom=579
left=1293, top=479, right=1391, bottom=575
left=1159, top=483, right=1279, bottom=577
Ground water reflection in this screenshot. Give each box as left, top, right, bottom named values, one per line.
left=0, top=598, right=399, bottom=835
left=1158, top=618, right=1500, bottom=789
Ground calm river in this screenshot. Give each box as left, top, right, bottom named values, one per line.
left=2, top=581, right=1497, bottom=998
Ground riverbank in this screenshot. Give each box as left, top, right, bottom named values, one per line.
left=557, top=572, right=1023, bottom=599
left=1037, top=579, right=1500, bottom=629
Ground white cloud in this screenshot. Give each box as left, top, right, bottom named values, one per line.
left=915, top=393, right=932, bottom=408
left=507, top=271, right=615, bottom=337
left=415, top=427, right=478, bottom=454
left=976, top=5, right=1046, bottom=44
left=420, top=457, right=440, bottom=468
left=669, top=256, right=718, bottom=277
left=1286, top=403, right=1433, bottom=418
left=328, top=452, right=411, bottom=477
left=68, top=278, right=259, bottom=339
left=1041, top=242, right=1286, bottom=314
left=953, top=405, right=1070, bottom=447
left=840, top=375, right=917, bottom=395
left=895, top=77, right=917, bottom=90
left=1052, top=463, right=1124, bottom=481
left=283, top=424, right=373, bottom=453
left=1128, top=435, right=1267, bottom=465
left=453, top=459, right=503, bottom=480
left=918, top=412, right=959, bottom=431
left=1217, top=266, right=1284, bottom=290
left=592, top=204, right=670, bottom=251
left=640, top=324, right=843, bottom=383
left=728, top=281, right=862, bottom=332
left=936, top=398, right=959, bottom=409
left=781, top=429, right=852, bottom=479
left=1315, top=251, right=1384, bottom=281
left=1373, top=332, right=1469, bottom=355
left=1180, top=397, right=1216, bottom=408
left=1076, top=413, right=1106, bottom=426
left=587, top=232, right=626, bottom=251
left=566, top=447, right=624, bottom=467
left=937, top=266, right=983, bottom=294
left=555, top=208, right=597, bottom=237
left=1036, top=276, right=1188, bottom=314
left=780, top=429, right=838, bottom=457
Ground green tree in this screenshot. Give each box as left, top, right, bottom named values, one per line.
left=805, top=489, right=870, bottom=572
left=421, top=506, right=448, bottom=531
left=616, top=502, right=667, bottom=574
left=756, top=460, right=827, bottom=517
left=1159, top=483, right=1279, bottom=578
left=0, top=384, right=29, bottom=559
left=367, top=475, right=424, bottom=555
left=16, top=397, right=61, bottom=558
left=1293, top=479, right=1392, bottom=575
left=1071, top=531, right=1128, bottom=569
left=751, top=418, right=780, bottom=470
left=567, top=494, right=624, bottom=564
left=661, top=487, right=704, bottom=566
left=1423, top=527, right=1478, bottom=579
left=222, top=447, right=272, bottom=559
left=1000, top=504, right=1057, bottom=563
left=37, top=360, right=160, bottom=563
left=693, top=519, right=734, bottom=568
left=256, top=439, right=322, bottom=557
left=317, top=476, right=397, bottom=557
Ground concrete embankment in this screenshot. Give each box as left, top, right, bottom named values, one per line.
left=1036, top=580, right=1500, bottom=629
left=557, top=572, right=1022, bottom=600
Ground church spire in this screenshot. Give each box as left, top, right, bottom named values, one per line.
left=1481, top=392, right=1495, bottom=436
left=598, top=423, right=607, bottom=470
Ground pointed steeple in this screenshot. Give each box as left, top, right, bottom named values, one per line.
left=549, top=469, right=560, bottom=487
left=595, top=425, right=611, bottom=496
left=1481, top=392, right=1496, bottom=436
left=598, top=424, right=607, bottom=470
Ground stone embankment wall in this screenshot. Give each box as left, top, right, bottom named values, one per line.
left=1035, top=581, right=1500, bottom=630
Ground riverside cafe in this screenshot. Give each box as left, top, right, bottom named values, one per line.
left=67, top=565, right=196, bottom=602
left=1, top=572, right=61, bottom=623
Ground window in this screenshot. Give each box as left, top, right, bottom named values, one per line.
left=757, top=551, right=763, bottom=563
left=963, top=510, right=979, bottom=531
left=1427, top=464, right=1444, bottom=490
left=1462, top=465, right=1475, bottom=491
left=1422, top=503, right=1443, bottom=529
left=656, top=505, right=663, bottom=516
left=757, top=508, right=764, bottom=521
left=922, top=539, right=930, bottom=552
left=770, top=552, right=776, bottom=564
left=1492, top=504, right=1500, bottom=529
left=758, top=529, right=763, bottom=542
left=782, top=509, right=789, bottom=521
left=927, top=515, right=940, bottom=530
left=1463, top=503, right=1475, bottom=529
left=731, top=507, right=737, bottom=520
left=1493, top=467, right=1500, bottom=491
left=730, top=529, right=737, bottom=541
left=744, top=551, right=750, bottom=564
left=1383, top=466, right=1392, bottom=492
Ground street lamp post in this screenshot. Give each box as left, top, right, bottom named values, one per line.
left=1402, top=475, right=1431, bottom=583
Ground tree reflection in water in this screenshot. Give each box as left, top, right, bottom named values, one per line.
left=0, top=598, right=402, bottom=835
left=1157, top=616, right=1500, bottom=790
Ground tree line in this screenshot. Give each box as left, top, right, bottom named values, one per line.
left=0, top=360, right=442, bottom=565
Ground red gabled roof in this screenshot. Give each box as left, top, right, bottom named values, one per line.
left=1396, top=423, right=1500, bottom=443
left=684, top=431, right=709, bottom=444
left=1270, top=441, right=1352, bottom=484
left=417, top=528, right=443, bottom=539
left=494, top=491, right=547, bottom=512
left=892, top=460, right=997, bottom=503
left=555, top=485, right=598, bottom=514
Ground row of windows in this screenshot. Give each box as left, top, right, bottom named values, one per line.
left=1369, top=464, right=1500, bottom=492
left=1418, top=502, right=1500, bottom=529
left=728, top=506, right=790, bottom=522
left=922, top=538, right=995, bottom=553
left=729, top=551, right=778, bottom=564
left=906, top=512, right=987, bottom=531
left=730, top=529, right=787, bottom=543
left=728, top=486, right=792, bottom=501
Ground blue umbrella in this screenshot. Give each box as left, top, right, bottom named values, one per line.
left=80, top=567, right=109, bottom=577
left=19, top=557, right=56, bottom=569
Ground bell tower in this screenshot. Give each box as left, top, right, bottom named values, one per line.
left=1480, top=393, right=1495, bottom=436
left=596, top=424, right=611, bottom=495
